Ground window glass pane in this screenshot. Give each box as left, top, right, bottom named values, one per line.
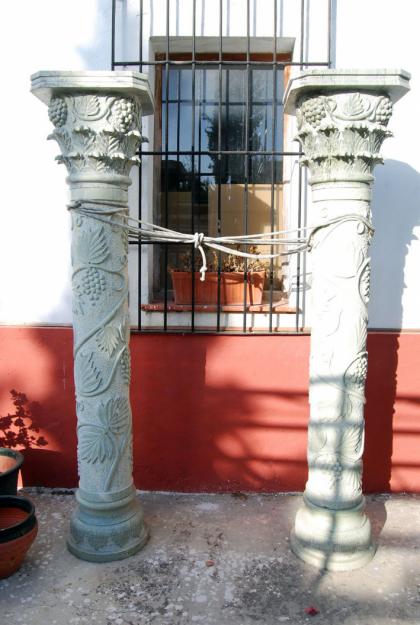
left=202, top=69, right=219, bottom=102
left=224, top=69, right=246, bottom=105
left=157, top=60, right=285, bottom=296
left=180, top=69, right=192, bottom=101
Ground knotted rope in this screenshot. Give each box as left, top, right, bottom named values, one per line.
left=68, top=199, right=374, bottom=281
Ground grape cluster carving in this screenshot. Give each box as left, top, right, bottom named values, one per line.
left=112, top=98, right=137, bottom=132
left=375, top=97, right=393, bottom=125
left=82, top=267, right=106, bottom=303
left=48, top=97, right=67, bottom=127
left=346, top=353, right=368, bottom=390
left=300, top=97, right=327, bottom=127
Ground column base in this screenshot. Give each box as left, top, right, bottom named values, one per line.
left=290, top=496, right=375, bottom=571
left=67, top=488, right=148, bottom=562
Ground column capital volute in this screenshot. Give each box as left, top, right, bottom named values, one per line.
left=284, top=69, right=410, bottom=184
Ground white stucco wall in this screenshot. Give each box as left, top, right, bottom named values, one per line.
left=0, top=0, right=418, bottom=329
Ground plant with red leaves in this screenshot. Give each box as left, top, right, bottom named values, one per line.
left=0, top=390, right=48, bottom=449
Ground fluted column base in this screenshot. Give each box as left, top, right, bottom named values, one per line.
left=290, top=497, right=375, bottom=571
left=67, top=486, right=148, bottom=562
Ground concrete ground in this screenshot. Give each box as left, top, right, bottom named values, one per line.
left=1, top=491, right=419, bottom=625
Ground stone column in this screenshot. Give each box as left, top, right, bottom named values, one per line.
left=284, top=70, right=410, bottom=571
left=31, top=71, right=154, bottom=562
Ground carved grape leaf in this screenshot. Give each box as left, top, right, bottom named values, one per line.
left=77, top=226, right=109, bottom=265
left=78, top=352, right=102, bottom=395
left=96, top=325, right=121, bottom=357
left=74, top=95, right=101, bottom=119
left=79, top=423, right=115, bottom=463
left=78, top=397, right=129, bottom=465
left=342, top=93, right=366, bottom=118
left=100, top=397, right=130, bottom=433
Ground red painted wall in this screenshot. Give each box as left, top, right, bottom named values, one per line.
left=0, top=327, right=419, bottom=493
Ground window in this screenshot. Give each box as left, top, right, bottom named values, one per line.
left=152, top=53, right=287, bottom=307
left=111, top=0, right=333, bottom=333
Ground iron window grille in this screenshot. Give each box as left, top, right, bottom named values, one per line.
left=111, top=0, right=334, bottom=334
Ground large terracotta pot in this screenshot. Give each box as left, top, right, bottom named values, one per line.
left=171, top=271, right=265, bottom=305
left=0, top=496, right=38, bottom=579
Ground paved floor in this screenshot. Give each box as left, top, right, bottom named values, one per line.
left=1, top=491, right=420, bottom=625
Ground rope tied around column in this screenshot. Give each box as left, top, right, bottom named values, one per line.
left=68, top=199, right=374, bottom=281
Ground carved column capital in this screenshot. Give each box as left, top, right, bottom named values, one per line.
left=295, top=91, right=393, bottom=183
left=47, top=93, right=143, bottom=177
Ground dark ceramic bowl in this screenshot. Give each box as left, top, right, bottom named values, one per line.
left=0, top=496, right=36, bottom=543
left=0, top=496, right=38, bottom=579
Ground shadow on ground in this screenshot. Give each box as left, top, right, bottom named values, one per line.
left=0, top=491, right=419, bottom=625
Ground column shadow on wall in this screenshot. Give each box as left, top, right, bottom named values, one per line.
left=364, top=159, right=420, bottom=492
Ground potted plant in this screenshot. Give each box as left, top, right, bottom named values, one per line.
left=170, top=247, right=269, bottom=306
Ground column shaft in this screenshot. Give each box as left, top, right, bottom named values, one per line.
left=31, top=72, right=154, bottom=562
left=283, top=73, right=410, bottom=570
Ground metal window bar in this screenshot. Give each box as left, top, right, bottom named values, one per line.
left=269, top=0, right=278, bottom=332
left=190, top=0, right=197, bottom=331
left=111, top=0, right=333, bottom=335
left=216, top=0, right=223, bottom=331
left=137, top=0, right=143, bottom=331
left=242, top=0, right=251, bottom=333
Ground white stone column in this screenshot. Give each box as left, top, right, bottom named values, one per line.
left=31, top=71, right=154, bottom=562
left=284, top=70, right=410, bottom=571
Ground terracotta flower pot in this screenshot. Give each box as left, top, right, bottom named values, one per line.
left=171, top=271, right=265, bottom=305
left=0, top=449, right=24, bottom=496
left=0, top=496, right=38, bottom=579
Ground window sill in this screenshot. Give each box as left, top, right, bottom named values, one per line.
left=141, top=297, right=295, bottom=314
